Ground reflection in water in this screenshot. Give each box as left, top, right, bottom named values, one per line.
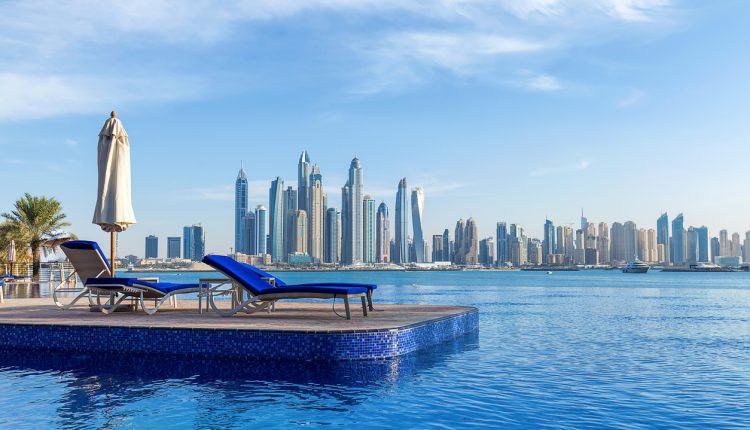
left=0, top=332, right=478, bottom=428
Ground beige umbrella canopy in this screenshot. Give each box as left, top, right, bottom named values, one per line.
left=92, top=111, right=136, bottom=274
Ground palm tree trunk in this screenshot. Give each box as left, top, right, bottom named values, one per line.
left=32, top=245, right=41, bottom=281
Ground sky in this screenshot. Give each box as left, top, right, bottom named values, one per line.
left=1, top=0, right=749, bottom=258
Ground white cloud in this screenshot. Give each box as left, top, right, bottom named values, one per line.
left=617, top=87, right=644, bottom=108
left=605, top=0, right=672, bottom=22
left=530, top=159, right=593, bottom=176
left=526, top=73, right=563, bottom=91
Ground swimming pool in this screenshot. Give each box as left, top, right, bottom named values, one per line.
left=2, top=270, right=749, bottom=428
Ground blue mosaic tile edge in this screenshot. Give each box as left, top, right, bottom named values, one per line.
left=0, top=309, right=478, bottom=360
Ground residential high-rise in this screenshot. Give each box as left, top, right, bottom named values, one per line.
left=376, top=202, right=390, bottom=263
left=543, top=218, right=555, bottom=262
left=575, top=228, right=585, bottom=264
left=341, top=158, right=364, bottom=265
left=696, top=226, right=709, bottom=263
left=453, top=219, right=465, bottom=264
left=496, top=222, right=508, bottom=266
left=657, top=213, right=670, bottom=264
left=362, top=195, right=376, bottom=263
left=598, top=222, right=610, bottom=264
left=191, top=225, right=205, bottom=261
left=719, top=230, right=729, bottom=256
left=167, top=237, right=180, bottom=259
left=624, top=221, right=638, bottom=260
left=183, top=226, right=193, bottom=260
left=479, top=237, right=495, bottom=267
left=308, top=165, right=324, bottom=261
left=234, top=163, right=248, bottom=254
left=411, top=187, right=425, bottom=263
left=432, top=234, right=444, bottom=262
left=610, top=222, right=637, bottom=262
left=268, top=177, right=284, bottom=262
left=290, top=210, right=307, bottom=254
left=509, top=224, right=527, bottom=267
left=283, top=186, right=298, bottom=258
left=686, top=227, right=699, bottom=264
left=731, top=232, right=741, bottom=257
left=581, top=209, right=588, bottom=232
left=711, top=237, right=720, bottom=263
left=145, top=235, right=158, bottom=259
left=442, top=229, right=451, bottom=262
left=527, top=238, right=542, bottom=265
left=671, top=213, right=686, bottom=265
left=744, top=231, right=750, bottom=263
left=244, top=211, right=257, bottom=255
left=454, top=218, right=479, bottom=265
left=324, top=208, right=340, bottom=264
left=297, top=151, right=311, bottom=213
left=255, top=205, right=268, bottom=255
left=394, top=178, right=409, bottom=264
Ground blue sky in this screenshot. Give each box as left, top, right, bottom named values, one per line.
left=1, top=0, right=749, bottom=257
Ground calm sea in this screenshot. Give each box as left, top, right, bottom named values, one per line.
left=2, top=270, right=750, bottom=428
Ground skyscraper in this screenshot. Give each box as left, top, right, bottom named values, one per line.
left=719, top=229, right=729, bottom=256
left=711, top=237, right=720, bottom=262
left=234, top=163, right=248, bottom=254
left=362, top=195, right=376, bottom=263
left=696, top=226, right=709, bottom=263
left=268, top=177, right=284, bottom=262
left=308, top=165, right=324, bottom=261
left=479, top=237, right=495, bottom=267
left=167, top=237, right=180, bottom=259
left=341, top=158, right=364, bottom=265
left=744, top=231, right=750, bottom=263
left=657, top=212, right=670, bottom=264
left=255, top=205, right=267, bottom=255
left=182, top=226, right=193, bottom=260
left=598, top=222, right=610, bottom=264
left=496, top=222, right=508, bottom=266
left=411, top=187, right=425, bottom=263
left=581, top=209, right=588, bottom=232
left=283, top=186, right=298, bottom=259
left=671, top=213, right=686, bottom=265
left=297, top=151, right=311, bottom=213
left=442, top=229, right=450, bottom=262
left=731, top=232, right=741, bottom=257
left=686, top=227, right=699, bottom=264
left=324, top=208, right=340, bottom=264
left=394, top=178, right=409, bottom=264
left=542, top=218, right=555, bottom=262
left=432, top=234, right=444, bottom=263
left=376, top=202, right=390, bottom=263
left=454, top=218, right=479, bottom=265
left=244, top=211, right=257, bottom=255
left=145, top=235, right=158, bottom=259
left=191, top=225, right=205, bottom=261
left=290, top=210, right=307, bottom=254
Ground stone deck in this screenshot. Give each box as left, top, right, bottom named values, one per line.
left=0, top=299, right=478, bottom=360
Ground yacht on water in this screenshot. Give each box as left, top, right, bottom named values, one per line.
left=622, top=258, right=650, bottom=273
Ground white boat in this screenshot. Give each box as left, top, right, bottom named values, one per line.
left=127, top=263, right=134, bottom=272
left=622, top=258, right=650, bottom=273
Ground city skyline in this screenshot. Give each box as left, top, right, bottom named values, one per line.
left=2, top=2, right=750, bottom=256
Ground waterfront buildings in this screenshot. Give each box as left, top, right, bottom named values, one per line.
left=696, top=226, right=710, bottom=263
left=542, top=218, right=555, bottom=263
left=268, top=178, right=284, bottom=262
left=454, top=218, right=479, bottom=265
left=657, top=212, right=670, bottom=264
left=376, top=202, right=390, bottom=263
left=244, top=212, right=257, bottom=255
left=283, top=186, right=298, bottom=259
left=308, top=165, right=324, bottom=261
left=167, top=237, right=180, bottom=259
left=324, top=208, right=340, bottom=264
left=598, top=222, right=610, bottom=264
left=432, top=234, right=444, bottom=262
left=496, top=222, right=508, bottom=266
left=479, top=237, right=495, bottom=267
left=298, top=151, right=311, bottom=215
left=672, top=214, right=686, bottom=265
left=183, top=226, right=193, bottom=260
left=290, top=210, right=307, bottom=255
left=411, top=187, right=425, bottom=263
left=363, top=195, right=376, bottom=263
left=255, top=206, right=267, bottom=255
left=394, top=178, right=409, bottom=264
left=234, top=164, right=248, bottom=254
left=145, top=235, right=158, bottom=259
left=341, top=158, right=364, bottom=265
left=745, top=231, right=750, bottom=263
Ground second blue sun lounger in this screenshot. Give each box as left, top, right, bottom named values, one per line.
left=202, top=255, right=370, bottom=319
left=84, top=277, right=202, bottom=315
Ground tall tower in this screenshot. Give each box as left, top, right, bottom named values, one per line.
left=362, top=195, right=376, bottom=263
left=496, top=222, right=508, bottom=266
left=268, top=178, right=284, bottom=261
left=308, top=165, right=324, bottom=261
left=297, top=151, right=311, bottom=214
left=342, top=158, right=364, bottom=264
left=234, top=163, right=248, bottom=254
left=290, top=210, right=308, bottom=254
left=442, top=229, right=450, bottom=262
left=542, top=218, right=555, bottom=262
left=283, top=186, right=298, bottom=259
left=411, top=187, right=425, bottom=263
left=657, top=212, right=670, bottom=264
left=255, top=205, right=268, bottom=255
left=324, top=208, right=340, bottom=264
left=394, top=178, right=410, bottom=264
left=671, top=213, right=686, bottom=265
left=376, top=202, right=391, bottom=263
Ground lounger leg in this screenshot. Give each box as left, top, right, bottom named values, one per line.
left=367, top=290, right=374, bottom=311
left=344, top=296, right=351, bottom=320
left=361, top=296, right=368, bottom=317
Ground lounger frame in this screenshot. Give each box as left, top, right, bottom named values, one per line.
left=83, top=280, right=203, bottom=315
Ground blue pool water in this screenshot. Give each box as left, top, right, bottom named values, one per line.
left=2, top=270, right=750, bottom=428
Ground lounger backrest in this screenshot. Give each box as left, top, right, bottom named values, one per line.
left=240, top=263, right=288, bottom=286
left=60, top=240, right=111, bottom=282
left=202, top=255, right=274, bottom=295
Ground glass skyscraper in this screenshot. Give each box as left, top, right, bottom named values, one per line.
left=234, top=163, right=248, bottom=254
left=671, top=213, right=686, bottom=265
left=297, top=151, right=311, bottom=214
left=324, top=208, right=340, bottom=264
left=657, top=212, right=670, bottom=264
left=496, top=222, right=508, bottom=266
left=308, top=165, right=324, bottom=261
left=542, top=218, right=555, bottom=261
left=183, top=226, right=193, bottom=260
left=255, top=205, right=268, bottom=255
left=394, top=178, right=409, bottom=264
left=145, top=235, right=158, bottom=259
left=342, top=158, right=363, bottom=264
left=411, top=187, right=425, bottom=263
left=376, top=202, right=390, bottom=263
left=167, top=237, right=180, bottom=259
left=283, top=186, right=298, bottom=259
left=362, top=195, right=376, bottom=263
left=268, top=177, right=284, bottom=262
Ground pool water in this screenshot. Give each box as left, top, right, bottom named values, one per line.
left=2, top=270, right=750, bottom=428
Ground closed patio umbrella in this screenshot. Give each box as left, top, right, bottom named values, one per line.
left=7, top=240, right=16, bottom=275
left=92, top=111, right=136, bottom=275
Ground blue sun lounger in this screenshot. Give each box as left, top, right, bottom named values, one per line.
left=202, top=255, right=370, bottom=319
left=55, top=240, right=201, bottom=314
left=236, top=262, right=377, bottom=311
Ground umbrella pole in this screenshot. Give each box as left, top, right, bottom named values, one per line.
left=110, top=231, right=115, bottom=276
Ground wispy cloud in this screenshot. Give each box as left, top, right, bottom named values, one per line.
left=525, top=73, right=563, bottom=92
left=617, top=87, right=644, bottom=108
left=531, top=159, right=594, bottom=176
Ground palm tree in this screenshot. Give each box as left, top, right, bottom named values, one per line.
left=2, top=193, right=70, bottom=280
